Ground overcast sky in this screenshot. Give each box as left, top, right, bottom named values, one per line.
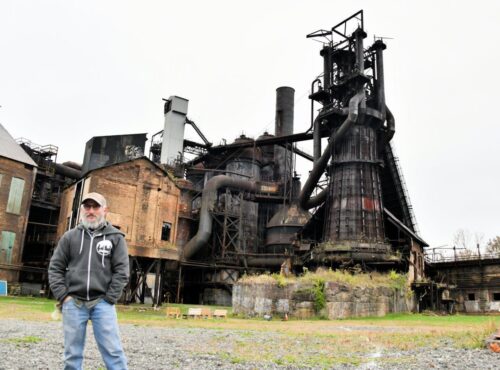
left=1, top=0, right=499, bottom=250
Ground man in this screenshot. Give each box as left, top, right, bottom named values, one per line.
left=49, top=192, right=129, bottom=370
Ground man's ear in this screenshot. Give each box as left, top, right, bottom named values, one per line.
left=103, top=206, right=109, bottom=215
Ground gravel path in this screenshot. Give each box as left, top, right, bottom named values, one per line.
left=0, top=319, right=499, bottom=369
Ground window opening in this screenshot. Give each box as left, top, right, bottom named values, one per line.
left=161, top=222, right=172, bottom=241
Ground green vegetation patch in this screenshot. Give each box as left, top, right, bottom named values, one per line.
left=3, top=336, right=43, bottom=344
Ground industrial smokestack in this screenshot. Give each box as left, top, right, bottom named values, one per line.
left=160, top=96, right=189, bottom=166
left=275, top=86, right=294, bottom=137
left=274, top=87, right=294, bottom=186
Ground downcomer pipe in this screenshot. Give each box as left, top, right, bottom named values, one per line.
left=299, top=90, right=365, bottom=210
left=385, top=105, right=395, bottom=143
left=182, top=175, right=279, bottom=260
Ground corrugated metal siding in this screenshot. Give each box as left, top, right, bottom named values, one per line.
left=6, top=177, right=25, bottom=214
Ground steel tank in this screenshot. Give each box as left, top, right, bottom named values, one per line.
left=224, top=135, right=262, bottom=253
left=265, top=203, right=310, bottom=254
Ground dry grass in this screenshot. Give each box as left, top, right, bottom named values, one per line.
left=239, top=268, right=408, bottom=290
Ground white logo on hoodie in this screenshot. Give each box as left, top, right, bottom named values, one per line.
left=96, top=240, right=113, bottom=256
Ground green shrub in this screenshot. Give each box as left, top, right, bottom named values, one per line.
left=312, top=278, right=326, bottom=313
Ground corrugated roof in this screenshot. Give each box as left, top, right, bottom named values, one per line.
left=0, top=123, right=37, bottom=167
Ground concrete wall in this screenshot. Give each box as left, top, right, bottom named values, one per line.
left=233, top=281, right=412, bottom=319
left=0, top=157, right=36, bottom=282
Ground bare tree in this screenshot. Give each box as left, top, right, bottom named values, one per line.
left=485, top=236, right=500, bottom=255
left=474, top=232, right=485, bottom=250
left=453, top=228, right=472, bottom=250
left=452, top=229, right=484, bottom=259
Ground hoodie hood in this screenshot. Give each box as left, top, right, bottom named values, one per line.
left=77, top=221, right=125, bottom=237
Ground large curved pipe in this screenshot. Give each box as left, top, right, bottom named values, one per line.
left=299, top=90, right=365, bottom=210
left=55, top=163, right=81, bottom=179
left=182, top=175, right=279, bottom=260
left=385, top=105, right=395, bottom=143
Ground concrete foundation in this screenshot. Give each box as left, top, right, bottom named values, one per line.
left=233, top=280, right=413, bottom=319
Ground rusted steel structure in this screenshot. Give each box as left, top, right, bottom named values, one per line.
left=142, top=11, right=428, bottom=304
left=16, top=138, right=80, bottom=294
left=6, top=11, right=429, bottom=305
left=423, top=251, right=500, bottom=313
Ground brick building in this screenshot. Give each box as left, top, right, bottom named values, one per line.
left=57, top=157, right=192, bottom=303
left=0, top=124, right=37, bottom=282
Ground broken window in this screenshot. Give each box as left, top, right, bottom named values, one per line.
left=161, top=222, right=172, bottom=241
left=493, top=293, right=500, bottom=301
left=6, top=177, right=25, bottom=214
left=467, top=293, right=476, bottom=301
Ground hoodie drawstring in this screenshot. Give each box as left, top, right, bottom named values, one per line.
left=102, top=235, right=106, bottom=267
left=79, top=229, right=84, bottom=254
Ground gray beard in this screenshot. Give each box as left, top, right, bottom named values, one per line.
left=81, top=216, right=105, bottom=230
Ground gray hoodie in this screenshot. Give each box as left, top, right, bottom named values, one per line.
left=48, top=222, right=129, bottom=304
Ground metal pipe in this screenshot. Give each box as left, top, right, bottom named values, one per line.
left=373, top=40, right=387, bottom=118
left=185, top=118, right=212, bottom=146
left=313, top=117, right=322, bottom=163
left=182, top=175, right=279, bottom=260
left=245, top=257, right=287, bottom=267
left=322, top=46, right=332, bottom=91
left=308, top=78, right=321, bottom=133
left=354, top=28, right=366, bottom=73
left=55, top=163, right=81, bottom=179
left=299, top=90, right=365, bottom=210
left=385, top=105, right=395, bottom=143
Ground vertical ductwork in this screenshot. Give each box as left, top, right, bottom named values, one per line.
left=160, top=96, right=189, bottom=166
left=299, top=90, right=365, bottom=210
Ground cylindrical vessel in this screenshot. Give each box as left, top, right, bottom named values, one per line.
left=323, top=124, right=387, bottom=250
left=265, top=203, right=310, bottom=254
left=225, top=135, right=262, bottom=253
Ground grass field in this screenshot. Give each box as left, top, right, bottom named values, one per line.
left=1, top=296, right=498, bottom=367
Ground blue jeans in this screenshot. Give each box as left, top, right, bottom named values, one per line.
left=62, top=299, right=128, bottom=370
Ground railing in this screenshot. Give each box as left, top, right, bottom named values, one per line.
left=425, top=252, right=500, bottom=263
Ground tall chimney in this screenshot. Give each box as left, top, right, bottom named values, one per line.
left=274, top=87, right=294, bottom=186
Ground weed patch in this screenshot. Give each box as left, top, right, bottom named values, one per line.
left=3, top=336, right=43, bottom=344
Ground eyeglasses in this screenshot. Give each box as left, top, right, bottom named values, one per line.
left=82, top=203, right=101, bottom=210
